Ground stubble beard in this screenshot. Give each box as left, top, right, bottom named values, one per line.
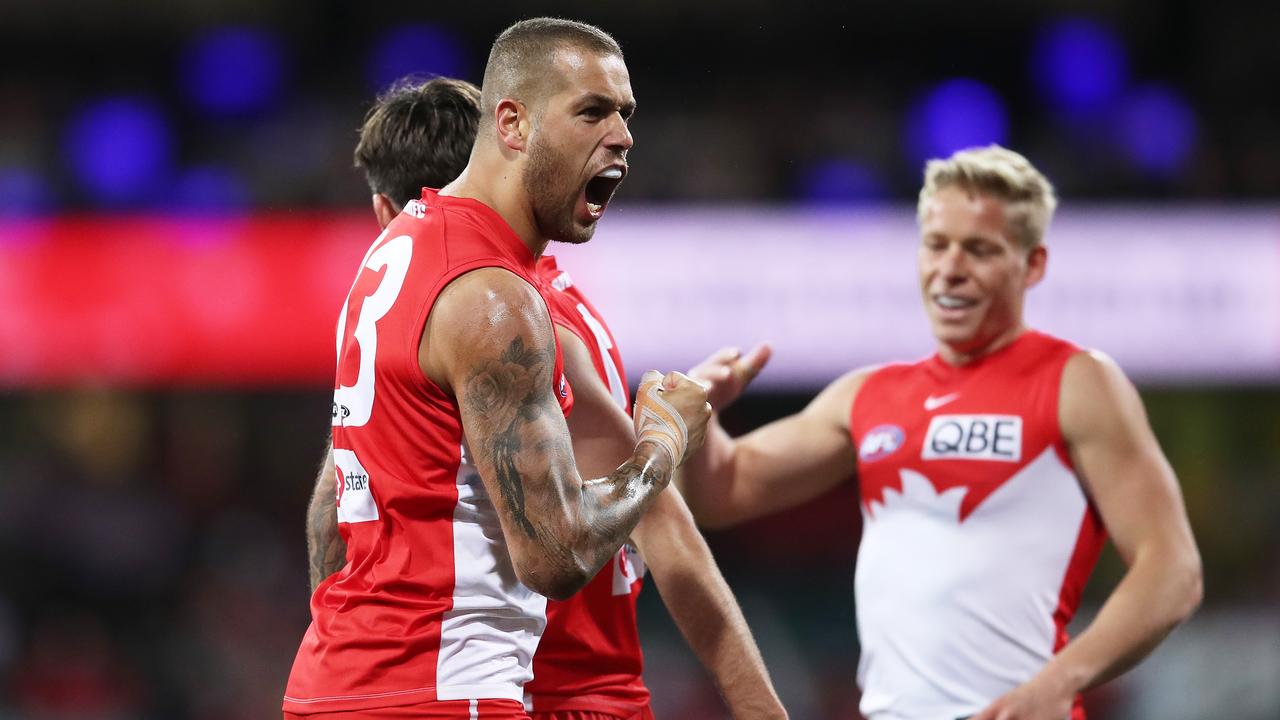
left=522, top=135, right=595, bottom=245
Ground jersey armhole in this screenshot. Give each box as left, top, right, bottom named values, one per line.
left=1051, top=347, right=1088, bottom=475
left=848, top=364, right=889, bottom=446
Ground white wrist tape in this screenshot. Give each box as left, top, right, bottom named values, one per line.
left=635, top=381, right=688, bottom=465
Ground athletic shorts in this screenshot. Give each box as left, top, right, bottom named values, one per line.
left=529, top=708, right=655, bottom=720
left=285, top=698, right=528, bottom=719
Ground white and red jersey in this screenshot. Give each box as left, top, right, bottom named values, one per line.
left=284, top=189, right=573, bottom=715
left=849, top=331, right=1105, bottom=720
left=524, top=256, right=650, bottom=716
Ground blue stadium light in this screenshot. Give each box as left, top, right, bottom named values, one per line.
left=171, top=165, right=250, bottom=214
left=1116, top=85, right=1197, bottom=177
left=798, top=159, right=886, bottom=205
left=906, top=79, right=1008, bottom=168
left=180, top=27, right=286, bottom=117
left=0, top=167, right=52, bottom=217
left=367, top=24, right=467, bottom=91
left=63, top=96, right=175, bottom=206
left=1031, top=18, right=1128, bottom=116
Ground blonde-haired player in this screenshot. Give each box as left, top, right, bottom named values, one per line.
left=684, top=145, right=1203, bottom=720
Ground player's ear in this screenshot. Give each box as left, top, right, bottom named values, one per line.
left=372, top=193, right=399, bottom=229
left=495, top=98, right=528, bottom=152
left=1025, top=244, right=1047, bottom=288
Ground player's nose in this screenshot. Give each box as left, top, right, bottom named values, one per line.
left=605, top=114, right=633, bottom=152
left=937, top=246, right=968, bottom=281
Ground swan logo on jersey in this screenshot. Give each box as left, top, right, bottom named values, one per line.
left=611, top=542, right=646, bottom=595
left=558, top=373, right=569, bottom=397
left=403, top=199, right=426, bottom=218
left=550, top=270, right=573, bottom=291
left=860, top=424, right=905, bottom=462
left=922, top=414, right=1022, bottom=462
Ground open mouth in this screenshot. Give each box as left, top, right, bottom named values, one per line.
left=582, top=166, right=625, bottom=219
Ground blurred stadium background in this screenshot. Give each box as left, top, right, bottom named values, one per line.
left=2, top=1, right=1278, bottom=718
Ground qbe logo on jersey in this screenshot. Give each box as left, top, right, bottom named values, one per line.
left=922, top=414, right=1022, bottom=462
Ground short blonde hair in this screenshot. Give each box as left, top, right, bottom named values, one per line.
left=917, top=145, right=1058, bottom=249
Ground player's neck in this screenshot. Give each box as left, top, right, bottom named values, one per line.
left=441, top=161, right=549, bottom=258
left=937, top=323, right=1028, bottom=367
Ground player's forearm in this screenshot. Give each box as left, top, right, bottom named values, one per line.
left=307, top=446, right=346, bottom=592
left=635, top=500, right=787, bottom=719
left=568, top=440, right=677, bottom=583
left=678, top=415, right=741, bottom=528
left=516, top=440, right=675, bottom=600
left=1041, top=543, right=1202, bottom=693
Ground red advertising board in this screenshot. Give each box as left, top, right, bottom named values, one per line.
left=1, top=215, right=374, bottom=386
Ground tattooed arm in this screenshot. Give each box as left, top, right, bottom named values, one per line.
left=419, top=267, right=710, bottom=600
left=306, top=440, right=347, bottom=592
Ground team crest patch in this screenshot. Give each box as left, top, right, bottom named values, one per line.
left=859, top=424, right=905, bottom=462
left=558, top=373, right=569, bottom=397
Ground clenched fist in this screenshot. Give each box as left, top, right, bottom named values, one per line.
left=632, top=370, right=712, bottom=467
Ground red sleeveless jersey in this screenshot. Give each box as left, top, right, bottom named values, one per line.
left=524, top=256, right=650, bottom=716
left=849, top=330, right=1104, bottom=720
left=284, top=190, right=573, bottom=715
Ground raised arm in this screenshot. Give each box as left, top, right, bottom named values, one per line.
left=974, top=351, right=1202, bottom=720
left=422, top=267, right=709, bottom=600
left=678, top=365, right=867, bottom=529
left=557, top=328, right=787, bottom=719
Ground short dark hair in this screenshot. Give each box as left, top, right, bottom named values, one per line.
left=479, top=18, right=622, bottom=126
left=353, top=76, right=482, bottom=208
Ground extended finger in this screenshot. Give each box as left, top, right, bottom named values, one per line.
left=739, top=342, right=772, bottom=375
left=710, top=346, right=741, bottom=364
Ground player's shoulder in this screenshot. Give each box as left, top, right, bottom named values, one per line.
left=428, top=268, right=552, bottom=361
left=424, top=266, right=555, bottom=389
left=809, top=364, right=882, bottom=419
left=1061, top=347, right=1132, bottom=397
left=1058, top=346, right=1148, bottom=445
left=436, top=266, right=545, bottom=322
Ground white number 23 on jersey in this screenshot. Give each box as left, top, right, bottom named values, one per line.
left=333, top=234, right=413, bottom=428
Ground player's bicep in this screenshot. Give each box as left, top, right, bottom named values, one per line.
left=1062, top=352, right=1194, bottom=565
left=426, top=270, right=580, bottom=545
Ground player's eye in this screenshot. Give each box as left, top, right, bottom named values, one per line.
left=966, top=240, right=1000, bottom=257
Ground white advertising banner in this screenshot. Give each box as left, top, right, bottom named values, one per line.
left=552, top=206, right=1280, bottom=387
